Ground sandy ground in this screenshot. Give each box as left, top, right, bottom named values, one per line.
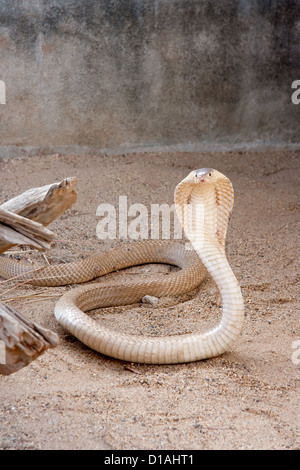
left=0, top=150, right=299, bottom=450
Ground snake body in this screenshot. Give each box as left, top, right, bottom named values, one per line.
left=0, top=169, right=244, bottom=364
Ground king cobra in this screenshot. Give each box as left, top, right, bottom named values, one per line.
left=0, top=169, right=244, bottom=364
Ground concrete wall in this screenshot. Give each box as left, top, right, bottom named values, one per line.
left=0, top=0, right=299, bottom=157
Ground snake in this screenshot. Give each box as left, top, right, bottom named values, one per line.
left=0, top=168, right=244, bottom=364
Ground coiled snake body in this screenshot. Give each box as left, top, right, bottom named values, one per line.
left=0, top=169, right=244, bottom=364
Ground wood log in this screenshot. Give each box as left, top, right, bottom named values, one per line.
left=0, top=177, right=78, bottom=254
left=0, top=177, right=78, bottom=374
left=0, top=208, right=55, bottom=253
left=0, top=302, right=59, bottom=375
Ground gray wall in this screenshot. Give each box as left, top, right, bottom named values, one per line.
left=0, top=0, right=299, bottom=157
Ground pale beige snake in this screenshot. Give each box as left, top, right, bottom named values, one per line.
left=0, top=169, right=244, bottom=364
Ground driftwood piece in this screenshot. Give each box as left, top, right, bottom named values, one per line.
left=0, top=302, right=59, bottom=375
left=0, top=177, right=78, bottom=254
left=0, top=208, right=55, bottom=253
left=0, top=177, right=78, bottom=374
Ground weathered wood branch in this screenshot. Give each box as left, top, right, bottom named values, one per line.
left=0, top=303, right=59, bottom=375
left=0, top=208, right=55, bottom=253
left=0, top=177, right=78, bottom=374
left=0, top=177, right=78, bottom=254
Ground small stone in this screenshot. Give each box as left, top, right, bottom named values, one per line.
left=142, top=295, right=159, bottom=306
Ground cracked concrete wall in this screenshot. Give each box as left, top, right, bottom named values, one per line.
left=0, top=0, right=299, bottom=157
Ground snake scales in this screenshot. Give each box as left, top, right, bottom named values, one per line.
left=0, top=168, right=244, bottom=364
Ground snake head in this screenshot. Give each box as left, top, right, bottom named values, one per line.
left=175, top=168, right=220, bottom=197
left=190, top=168, right=229, bottom=185
left=194, top=168, right=214, bottom=183
left=181, top=168, right=216, bottom=184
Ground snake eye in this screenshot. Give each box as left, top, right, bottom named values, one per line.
left=208, top=172, right=212, bottom=177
